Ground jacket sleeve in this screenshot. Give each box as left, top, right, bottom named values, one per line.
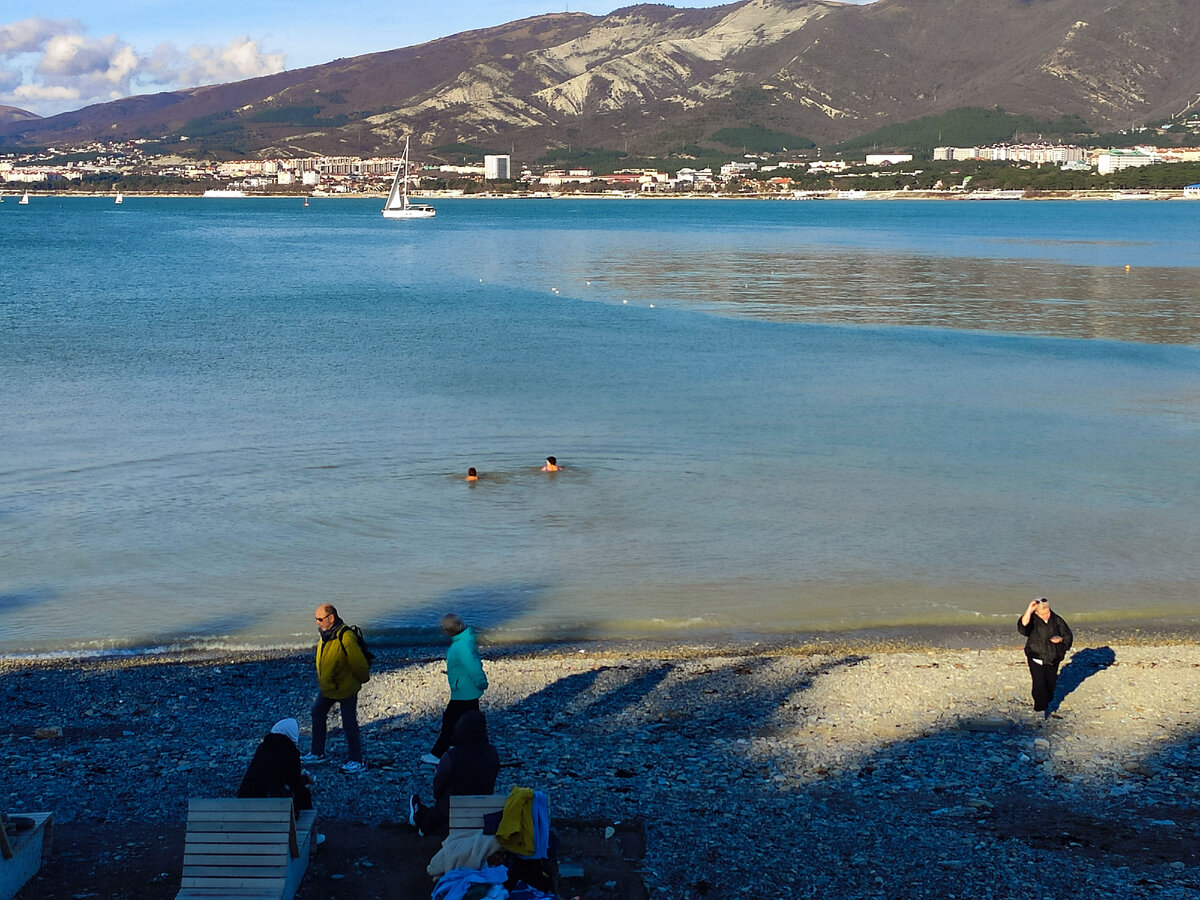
left=468, top=650, right=488, bottom=693
left=1057, top=617, right=1074, bottom=654
left=341, top=629, right=371, bottom=684
left=1017, top=616, right=1032, bottom=636
left=283, top=743, right=314, bottom=811
left=432, top=755, right=453, bottom=800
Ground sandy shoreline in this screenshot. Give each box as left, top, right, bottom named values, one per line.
left=5, top=634, right=1200, bottom=898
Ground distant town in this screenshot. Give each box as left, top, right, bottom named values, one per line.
left=4, top=138, right=1200, bottom=198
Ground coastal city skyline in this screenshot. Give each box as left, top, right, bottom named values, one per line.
left=2, top=0, right=876, bottom=118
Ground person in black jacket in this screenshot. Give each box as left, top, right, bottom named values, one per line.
left=237, top=718, right=314, bottom=810
left=1018, top=597, right=1073, bottom=716
left=408, top=709, right=499, bottom=837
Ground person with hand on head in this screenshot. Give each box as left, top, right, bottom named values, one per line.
left=302, top=604, right=371, bottom=773
left=1018, top=596, right=1073, bottom=717
left=541, top=456, right=560, bottom=472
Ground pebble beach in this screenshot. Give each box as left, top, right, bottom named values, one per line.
left=4, top=630, right=1200, bottom=899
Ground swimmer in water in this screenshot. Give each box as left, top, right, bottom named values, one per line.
left=466, top=467, right=479, bottom=481
left=541, top=456, right=560, bottom=472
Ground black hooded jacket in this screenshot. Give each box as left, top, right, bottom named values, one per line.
left=1018, top=611, right=1073, bottom=666
left=433, top=709, right=500, bottom=801
left=416, top=709, right=500, bottom=836
left=236, top=733, right=313, bottom=810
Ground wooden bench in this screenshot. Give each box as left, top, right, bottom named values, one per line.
left=448, top=793, right=510, bottom=841
left=1, top=812, right=53, bottom=900
left=176, top=799, right=316, bottom=900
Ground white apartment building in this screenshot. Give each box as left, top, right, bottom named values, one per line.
left=1096, top=149, right=1158, bottom=175
left=720, top=160, right=758, bottom=179
left=933, top=144, right=1086, bottom=164
left=865, top=153, right=913, bottom=165
left=484, top=155, right=511, bottom=180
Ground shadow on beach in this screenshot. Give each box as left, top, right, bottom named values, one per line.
left=1049, top=645, right=1117, bottom=714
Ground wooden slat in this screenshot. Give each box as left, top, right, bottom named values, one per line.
left=183, top=867, right=286, bottom=880
left=186, top=835, right=291, bottom=849
left=184, top=853, right=289, bottom=867
left=181, top=875, right=286, bottom=889
left=188, top=799, right=292, bottom=812
left=189, top=816, right=297, bottom=830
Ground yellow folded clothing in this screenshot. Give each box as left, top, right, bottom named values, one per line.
left=495, top=786, right=534, bottom=856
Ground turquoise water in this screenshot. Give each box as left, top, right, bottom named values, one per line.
left=2, top=197, right=1198, bottom=654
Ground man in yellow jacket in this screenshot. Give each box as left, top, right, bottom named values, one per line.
left=301, top=604, right=370, bottom=773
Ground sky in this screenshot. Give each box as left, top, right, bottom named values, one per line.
left=1, top=1, right=873, bottom=118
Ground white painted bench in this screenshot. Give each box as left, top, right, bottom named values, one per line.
left=1, top=812, right=53, bottom=900
left=176, top=798, right=316, bottom=900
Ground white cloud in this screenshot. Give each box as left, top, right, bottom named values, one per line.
left=0, top=16, right=78, bottom=55
left=144, top=36, right=285, bottom=88
left=0, top=17, right=286, bottom=116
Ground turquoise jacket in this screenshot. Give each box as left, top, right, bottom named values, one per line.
left=446, top=627, right=488, bottom=701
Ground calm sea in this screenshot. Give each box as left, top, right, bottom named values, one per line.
left=2, top=197, right=1198, bottom=655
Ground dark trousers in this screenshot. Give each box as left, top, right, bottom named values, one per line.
left=1028, top=659, right=1060, bottom=712
left=431, top=698, right=479, bottom=758
left=311, top=693, right=362, bottom=762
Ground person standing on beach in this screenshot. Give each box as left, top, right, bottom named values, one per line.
left=303, top=604, right=370, bottom=773
left=1018, top=597, right=1073, bottom=716
left=422, top=613, right=488, bottom=766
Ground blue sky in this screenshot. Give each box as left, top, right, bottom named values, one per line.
left=1, top=1, right=872, bottom=118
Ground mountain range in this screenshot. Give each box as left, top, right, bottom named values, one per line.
left=3, top=0, right=1199, bottom=160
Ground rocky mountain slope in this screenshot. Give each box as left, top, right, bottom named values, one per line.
left=3, top=0, right=1198, bottom=158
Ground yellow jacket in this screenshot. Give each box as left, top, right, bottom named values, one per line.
left=315, top=625, right=370, bottom=699
left=496, top=787, right=535, bottom=856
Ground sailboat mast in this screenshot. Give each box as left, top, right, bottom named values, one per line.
left=402, top=137, right=410, bottom=209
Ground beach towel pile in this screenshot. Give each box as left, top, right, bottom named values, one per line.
left=431, top=863, right=508, bottom=900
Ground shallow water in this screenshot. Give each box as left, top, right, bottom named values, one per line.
left=2, top=197, right=1198, bottom=654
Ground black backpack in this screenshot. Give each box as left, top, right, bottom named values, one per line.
left=338, top=624, right=376, bottom=676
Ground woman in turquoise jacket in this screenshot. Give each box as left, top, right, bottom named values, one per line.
left=422, top=613, right=488, bottom=764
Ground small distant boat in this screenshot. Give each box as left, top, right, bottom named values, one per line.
left=382, top=138, right=435, bottom=219
left=114, top=191, right=124, bottom=205
left=202, top=189, right=247, bottom=198
left=18, top=191, right=29, bottom=205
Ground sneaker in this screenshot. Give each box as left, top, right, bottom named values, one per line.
left=341, top=760, right=366, bottom=774
left=300, top=752, right=327, bottom=764
left=408, top=794, right=419, bottom=828
left=420, top=753, right=440, bottom=766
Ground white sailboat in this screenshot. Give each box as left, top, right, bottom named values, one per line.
left=18, top=191, right=30, bottom=205
left=382, top=138, right=435, bottom=219
left=114, top=190, right=124, bottom=204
